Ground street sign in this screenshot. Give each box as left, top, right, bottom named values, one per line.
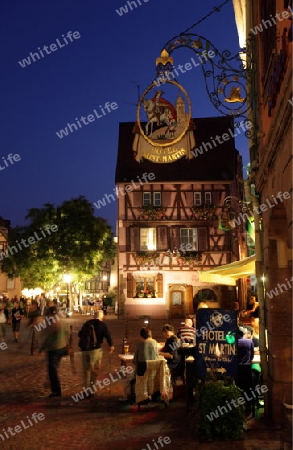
left=196, top=309, right=238, bottom=379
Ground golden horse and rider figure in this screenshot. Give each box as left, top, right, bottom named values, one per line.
left=143, top=90, right=177, bottom=138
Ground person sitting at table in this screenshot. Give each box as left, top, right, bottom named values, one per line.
left=133, top=327, right=159, bottom=375
left=159, top=324, right=182, bottom=383
left=244, top=296, right=259, bottom=319
left=177, top=318, right=196, bottom=346
left=251, top=317, right=260, bottom=341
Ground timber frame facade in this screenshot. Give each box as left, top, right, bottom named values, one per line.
left=115, top=116, right=247, bottom=319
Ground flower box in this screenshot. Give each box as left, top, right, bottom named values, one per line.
left=191, top=204, right=216, bottom=221
left=139, top=206, right=166, bottom=220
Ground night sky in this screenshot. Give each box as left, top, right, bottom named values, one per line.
left=1, top=0, right=248, bottom=232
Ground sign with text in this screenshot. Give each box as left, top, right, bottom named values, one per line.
left=196, top=309, right=238, bottom=379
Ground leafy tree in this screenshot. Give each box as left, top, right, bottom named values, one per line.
left=1, top=196, right=115, bottom=291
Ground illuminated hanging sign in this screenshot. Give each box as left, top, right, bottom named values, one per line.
left=132, top=51, right=196, bottom=163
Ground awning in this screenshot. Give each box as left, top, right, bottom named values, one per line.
left=198, top=254, right=256, bottom=286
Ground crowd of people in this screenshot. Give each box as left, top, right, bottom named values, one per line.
left=0, top=292, right=263, bottom=417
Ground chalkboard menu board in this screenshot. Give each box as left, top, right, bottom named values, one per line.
left=196, top=309, right=238, bottom=379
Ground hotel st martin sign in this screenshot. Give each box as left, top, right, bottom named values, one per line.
left=196, top=309, right=238, bottom=379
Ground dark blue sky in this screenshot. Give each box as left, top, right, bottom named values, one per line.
left=0, top=0, right=248, bottom=232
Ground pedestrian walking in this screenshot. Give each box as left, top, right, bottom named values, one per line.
left=27, top=301, right=42, bottom=355
left=38, top=306, right=69, bottom=397
left=78, top=310, right=114, bottom=398
left=11, top=300, right=24, bottom=343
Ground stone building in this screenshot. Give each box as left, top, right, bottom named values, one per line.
left=233, top=0, right=292, bottom=425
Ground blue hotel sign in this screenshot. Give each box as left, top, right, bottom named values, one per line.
left=196, top=309, right=238, bottom=379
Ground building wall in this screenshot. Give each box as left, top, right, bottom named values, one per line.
left=0, top=222, right=22, bottom=299
left=117, top=178, right=245, bottom=319
left=250, top=0, right=292, bottom=425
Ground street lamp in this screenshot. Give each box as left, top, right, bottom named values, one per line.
left=63, top=274, right=72, bottom=312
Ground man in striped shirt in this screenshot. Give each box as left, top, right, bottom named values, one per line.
left=177, top=318, right=196, bottom=346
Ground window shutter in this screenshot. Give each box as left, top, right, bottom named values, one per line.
left=213, top=190, right=221, bottom=206
left=185, top=285, right=194, bottom=315
left=130, top=227, right=139, bottom=252
left=170, top=226, right=180, bottom=248
left=133, top=191, right=141, bottom=207
left=198, top=227, right=208, bottom=251
left=156, top=273, right=163, bottom=298
left=157, top=226, right=168, bottom=251
left=127, top=273, right=134, bottom=298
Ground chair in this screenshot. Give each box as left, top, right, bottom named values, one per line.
left=170, top=355, right=186, bottom=385
left=135, top=359, right=172, bottom=410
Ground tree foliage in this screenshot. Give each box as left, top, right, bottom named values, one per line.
left=1, top=196, right=115, bottom=289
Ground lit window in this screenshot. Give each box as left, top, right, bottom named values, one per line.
left=135, top=276, right=156, bottom=297
left=143, top=192, right=151, bottom=206
left=194, top=192, right=201, bottom=206
left=180, top=228, right=198, bottom=250
left=153, top=192, right=161, bottom=206
left=205, top=192, right=212, bottom=205
left=140, top=228, right=157, bottom=251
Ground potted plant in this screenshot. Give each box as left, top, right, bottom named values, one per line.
left=195, top=377, right=245, bottom=441
left=191, top=204, right=216, bottom=220
left=133, top=251, right=160, bottom=266
left=175, top=250, right=203, bottom=267
left=139, top=206, right=166, bottom=220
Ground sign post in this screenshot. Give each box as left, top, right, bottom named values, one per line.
left=196, top=309, right=238, bottom=379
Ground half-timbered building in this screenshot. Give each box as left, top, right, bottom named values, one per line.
left=115, top=115, right=247, bottom=319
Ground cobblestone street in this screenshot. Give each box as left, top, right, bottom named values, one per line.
left=0, top=315, right=286, bottom=450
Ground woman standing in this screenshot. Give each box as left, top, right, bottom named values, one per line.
left=133, top=327, right=159, bottom=374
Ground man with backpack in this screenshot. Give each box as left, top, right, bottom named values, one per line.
left=78, top=310, right=114, bottom=397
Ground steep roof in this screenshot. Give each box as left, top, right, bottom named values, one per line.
left=115, top=116, right=240, bottom=183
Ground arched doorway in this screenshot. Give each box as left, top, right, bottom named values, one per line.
left=193, top=288, right=218, bottom=311
left=169, top=284, right=193, bottom=318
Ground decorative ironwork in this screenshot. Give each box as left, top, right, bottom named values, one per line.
left=218, top=195, right=251, bottom=231
left=222, top=196, right=251, bottom=212
left=155, top=33, right=255, bottom=132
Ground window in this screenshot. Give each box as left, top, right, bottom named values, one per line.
left=153, top=192, right=161, bottom=206
left=194, top=192, right=201, bottom=206
left=143, top=192, right=161, bottom=206
left=135, top=276, right=155, bottom=297
left=172, top=291, right=182, bottom=306
left=143, top=192, right=151, bottom=206
left=180, top=228, right=198, bottom=250
left=205, top=192, right=212, bottom=205
left=140, top=228, right=157, bottom=250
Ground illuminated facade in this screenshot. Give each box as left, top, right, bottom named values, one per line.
left=115, top=116, right=246, bottom=319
